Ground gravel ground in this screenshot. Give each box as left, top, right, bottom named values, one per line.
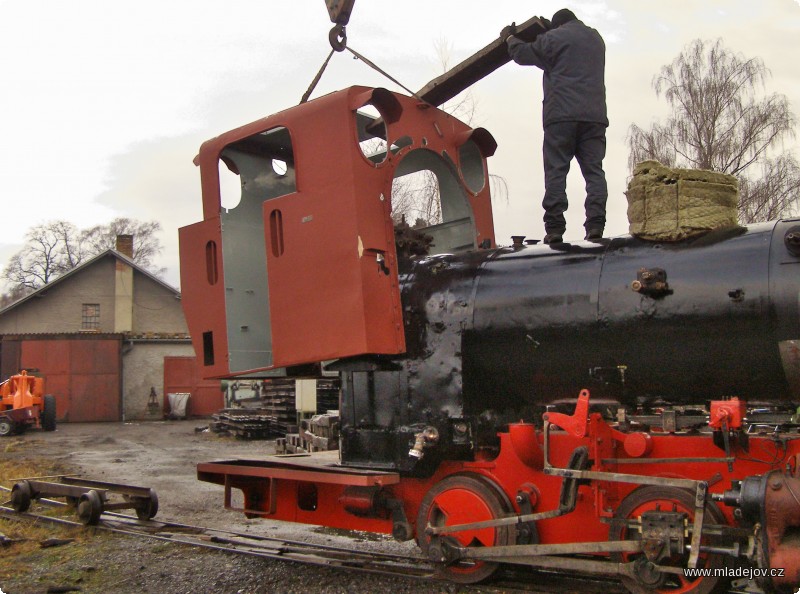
left=0, top=421, right=510, bottom=594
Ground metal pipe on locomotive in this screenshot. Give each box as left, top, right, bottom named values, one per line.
left=178, top=80, right=800, bottom=593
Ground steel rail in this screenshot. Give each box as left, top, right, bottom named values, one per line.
left=0, top=504, right=625, bottom=593
left=0, top=504, right=747, bottom=593
left=0, top=505, right=433, bottom=579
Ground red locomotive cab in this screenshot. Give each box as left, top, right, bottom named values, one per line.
left=179, top=86, right=497, bottom=377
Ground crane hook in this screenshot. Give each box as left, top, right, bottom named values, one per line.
left=329, top=24, right=347, bottom=52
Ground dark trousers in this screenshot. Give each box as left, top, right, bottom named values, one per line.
left=542, top=121, right=608, bottom=234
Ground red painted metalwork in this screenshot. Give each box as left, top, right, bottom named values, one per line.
left=20, top=338, right=121, bottom=422
left=542, top=388, right=591, bottom=437
left=0, top=370, right=46, bottom=432
left=178, top=220, right=229, bottom=378
left=622, top=432, right=653, bottom=458
left=163, top=356, right=222, bottom=417
left=199, top=392, right=800, bottom=591
left=339, top=486, right=383, bottom=515
left=198, top=457, right=399, bottom=488
left=507, top=422, right=543, bottom=468
left=763, top=472, right=800, bottom=586
left=608, top=486, right=727, bottom=594
left=199, top=397, right=799, bottom=534
left=416, top=474, right=512, bottom=583
left=0, top=370, right=43, bottom=411
left=198, top=455, right=400, bottom=532
left=180, top=86, right=496, bottom=378
left=708, top=398, right=746, bottom=430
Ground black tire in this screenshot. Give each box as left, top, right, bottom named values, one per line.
left=41, top=394, right=56, bottom=431
left=416, top=473, right=513, bottom=584
left=0, top=417, right=14, bottom=437
left=609, top=485, right=727, bottom=594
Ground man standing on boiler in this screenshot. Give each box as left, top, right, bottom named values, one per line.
left=503, top=9, right=608, bottom=244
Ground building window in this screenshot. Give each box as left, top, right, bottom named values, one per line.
left=82, top=303, right=100, bottom=330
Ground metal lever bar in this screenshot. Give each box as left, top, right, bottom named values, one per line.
left=414, top=15, right=550, bottom=107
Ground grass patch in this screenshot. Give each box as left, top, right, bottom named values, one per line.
left=0, top=517, right=88, bottom=580
left=0, top=453, right=71, bottom=488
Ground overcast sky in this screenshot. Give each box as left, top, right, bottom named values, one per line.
left=1, top=0, right=798, bottom=290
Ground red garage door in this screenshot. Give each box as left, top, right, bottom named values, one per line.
left=20, top=338, right=121, bottom=422
left=163, top=356, right=222, bottom=417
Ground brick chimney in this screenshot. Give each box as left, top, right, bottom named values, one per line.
left=114, top=234, right=134, bottom=332
left=116, top=234, right=134, bottom=258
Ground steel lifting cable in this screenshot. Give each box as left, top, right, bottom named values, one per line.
left=300, top=38, right=423, bottom=104
left=300, top=49, right=336, bottom=104
left=345, top=46, right=423, bottom=102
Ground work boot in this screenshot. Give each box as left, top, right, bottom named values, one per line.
left=584, top=228, right=603, bottom=240
left=543, top=233, right=563, bottom=244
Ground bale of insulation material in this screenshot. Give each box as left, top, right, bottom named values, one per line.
left=626, top=160, right=739, bottom=241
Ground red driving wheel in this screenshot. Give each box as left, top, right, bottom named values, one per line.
left=416, top=474, right=512, bottom=584
left=609, top=486, right=727, bottom=594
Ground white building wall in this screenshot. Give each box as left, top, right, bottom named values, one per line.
left=122, top=341, right=194, bottom=421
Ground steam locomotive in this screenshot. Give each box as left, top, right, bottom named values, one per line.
left=179, top=86, right=800, bottom=593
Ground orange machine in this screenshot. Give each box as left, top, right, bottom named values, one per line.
left=0, top=370, right=56, bottom=436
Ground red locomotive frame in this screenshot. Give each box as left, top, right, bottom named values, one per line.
left=198, top=389, right=800, bottom=591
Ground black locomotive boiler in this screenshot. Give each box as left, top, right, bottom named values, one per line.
left=339, top=220, right=800, bottom=473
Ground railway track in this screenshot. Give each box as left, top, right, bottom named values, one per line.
left=0, top=484, right=762, bottom=593
left=0, top=501, right=626, bottom=593
left=1, top=501, right=763, bottom=593
left=0, top=504, right=434, bottom=578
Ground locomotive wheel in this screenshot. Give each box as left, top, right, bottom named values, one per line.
left=609, top=486, right=727, bottom=594
left=416, top=474, right=513, bottom=584
left=135, top=489, right=159, bottom=521
left=10, top=481, right=33, bottom=513
left=77, top=490, right=103, bottom=525
left=41, top=394, right=57, bottom=431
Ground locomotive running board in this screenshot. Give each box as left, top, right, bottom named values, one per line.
left=198, top=456, right=400, bottom=517
left=197, top=456, right=400, bottom=487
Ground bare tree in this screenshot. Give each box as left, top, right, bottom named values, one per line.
left=2, top=218, right=164, bottom=296
left=389, top=39, right=508, bottom=229
left=0, top=284, right=32, bottom=309
left=2, top=221, right=84, bottom=291
left=391, top=171, right=443, bottom=227
left=432, top=38, right=478, bottom=125
left=737, top=155, right=800, bottom=223
left=627, top=38, right=799, bottom=222
left=81, top=218, right=164, bottom=272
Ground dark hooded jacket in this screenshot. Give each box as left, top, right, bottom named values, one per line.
left=508, top=19, right=608, bottom=127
